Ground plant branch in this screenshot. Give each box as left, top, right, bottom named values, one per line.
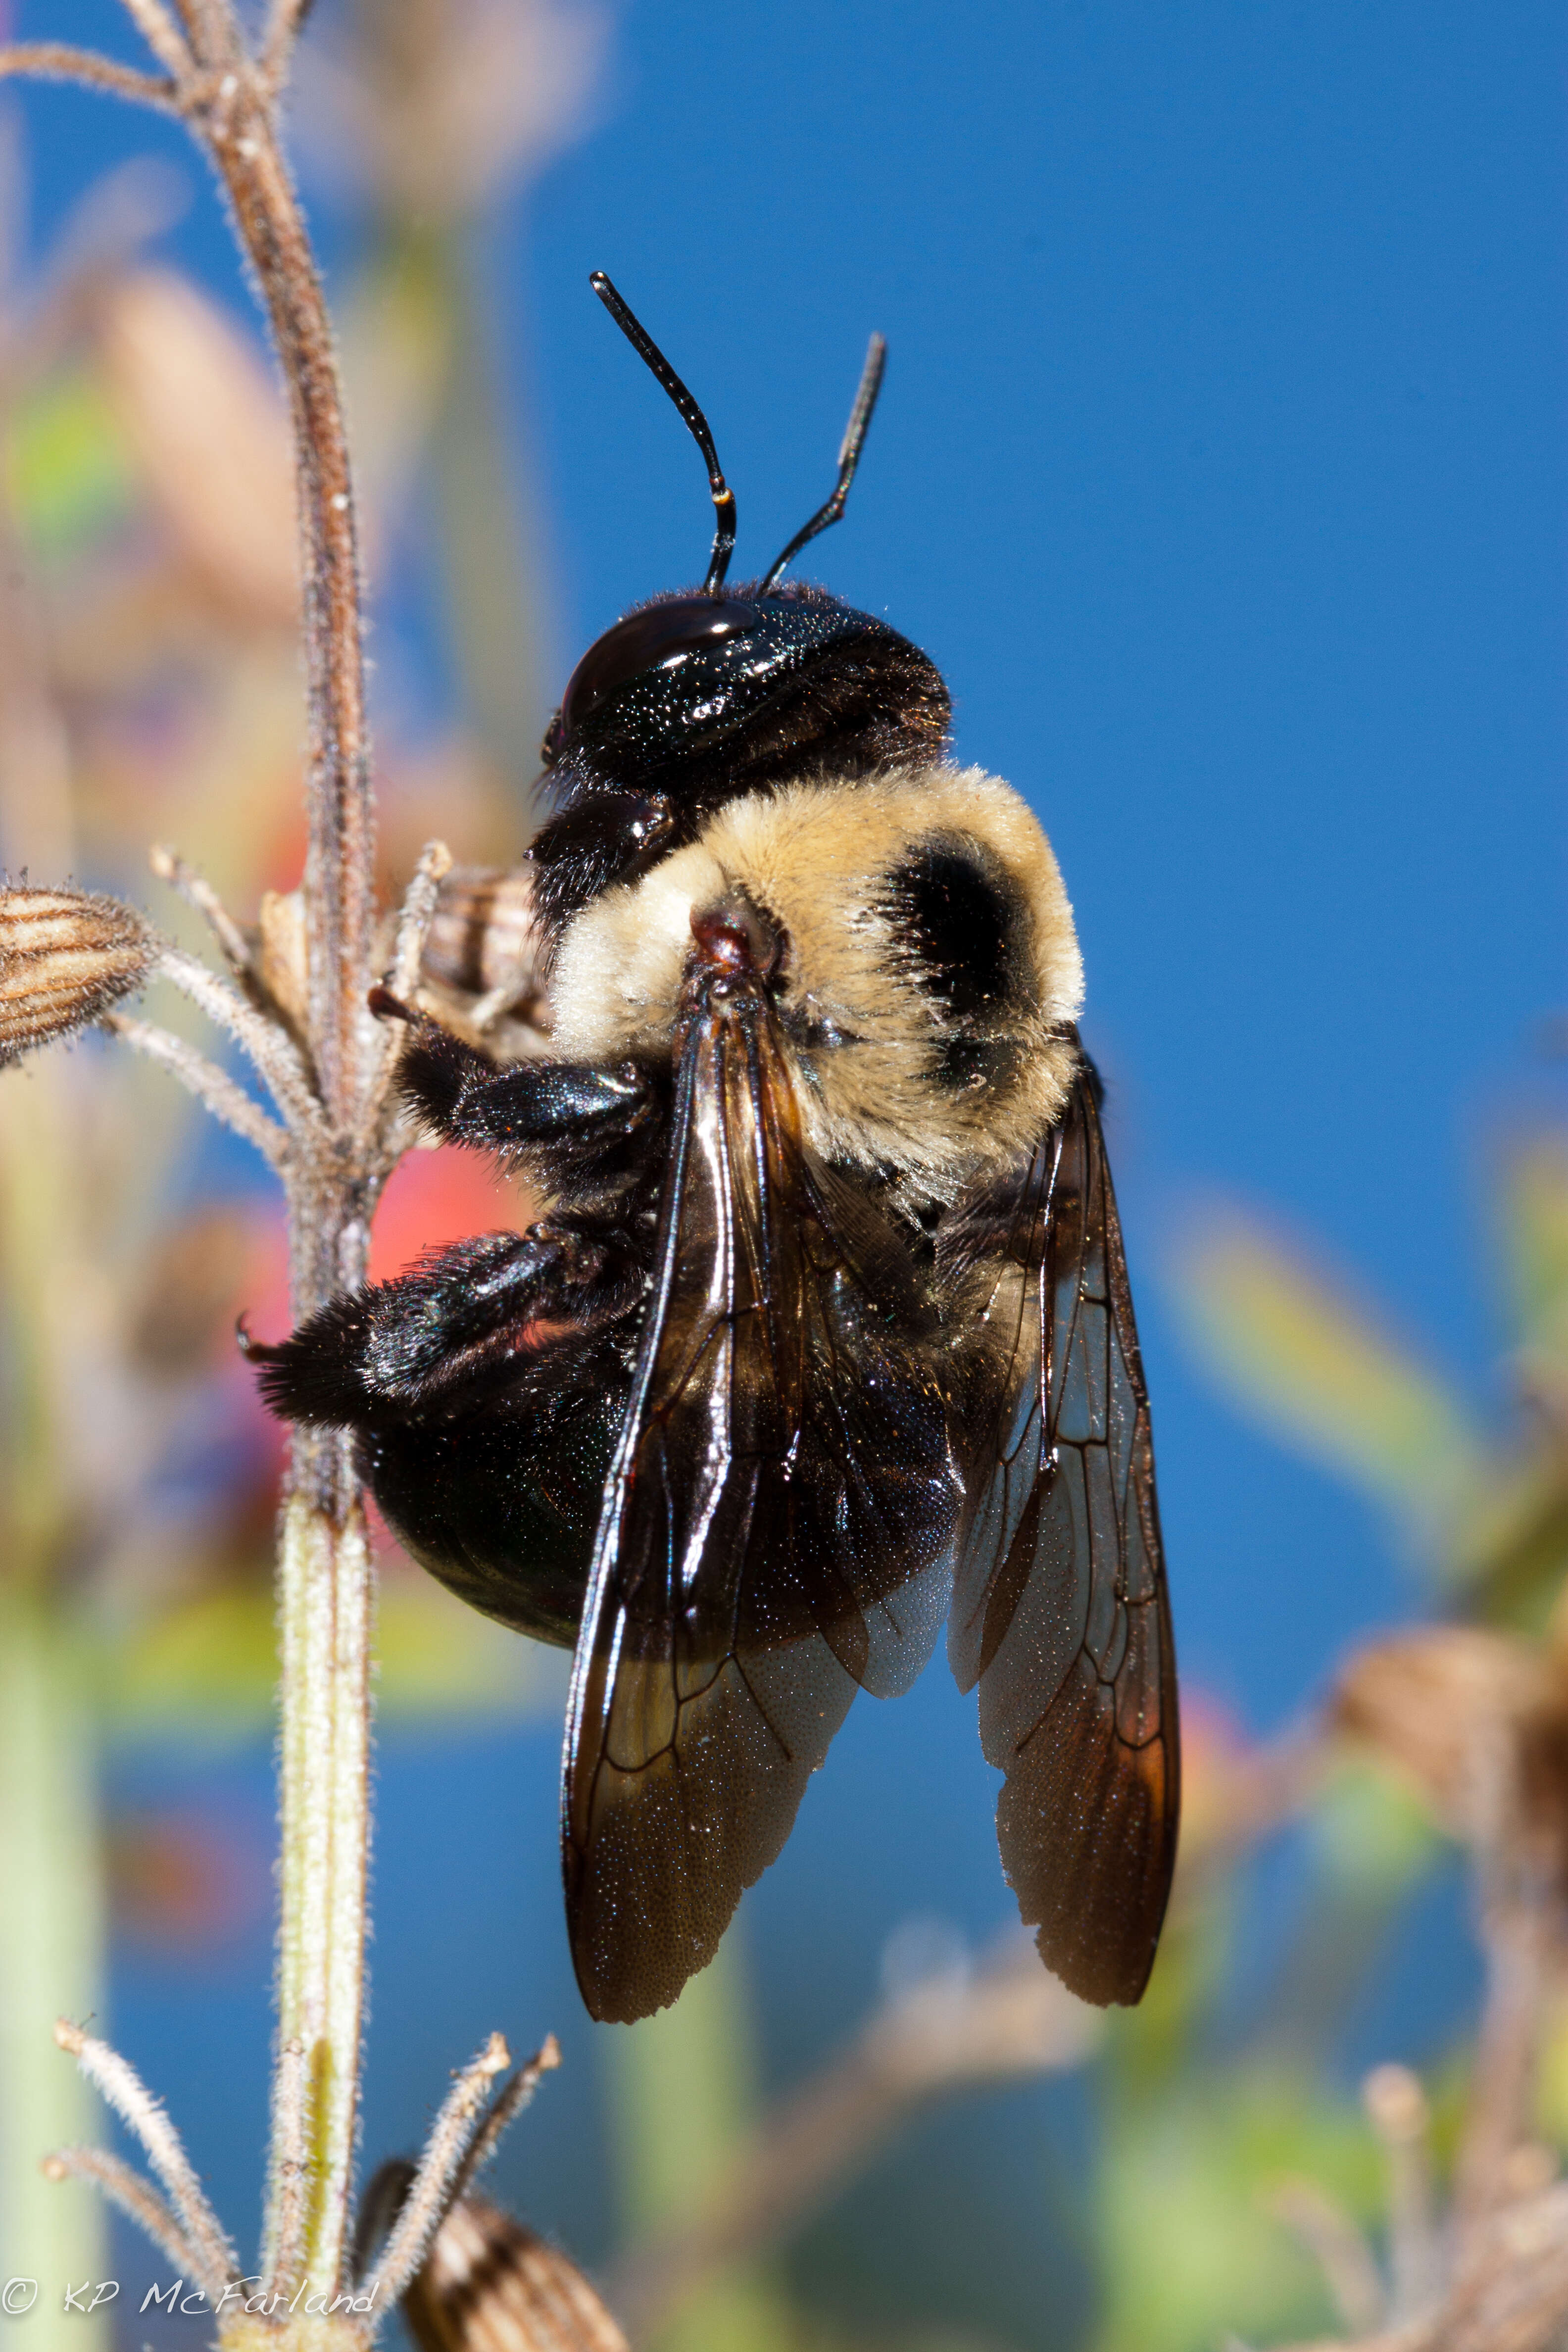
left=42, top=2146, right=200, bottom=2280
left=263, top=2035, right=309, bottom=2297
left=265, top=1487, right=372, bottom=2298
left=260, top=0, right=318, bottom=95
left=149, top=844, right=261, bottom=988
left=195, top=71, right=373, bottom=1150
left=101, top=1013, right=290, bottom=1169
left=1452, top=1872, right=1553, bottom=2242
left=1269, top=2179, right=1386, bottom=2340
left=115, top=0, right=193, bottom=81
left=364, top=840, right=453, bottom=1157
left=363, top=2032, right=514, bottom=2308
left=1363, top=2064, right=1443, bottom=2325
left=0, top=43, right=179, bottom=108
left=155, top=946, right=325, bottom=1144
left=54, top=2019, right=234, bottom=2301
left=446, top=2036, right=561, bottom=2212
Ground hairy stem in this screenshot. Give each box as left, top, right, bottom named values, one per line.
left=186, top=61, right=379, bottom=2302
left=264, top=1485, right=373, bottom=2297
left=200, top=82, right=372, bottom=1157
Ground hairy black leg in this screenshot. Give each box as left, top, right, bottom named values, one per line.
left=395, top=1016, right=658, bottom=1171
left=247, top=1218, right=643, bottom=1428
left=245, top=1216, right=651, bottom=1645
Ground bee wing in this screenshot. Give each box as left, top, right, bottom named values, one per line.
left=945, top=1058, right=1178, bottom=2006
left=562, top=993, right=954, bottom=2023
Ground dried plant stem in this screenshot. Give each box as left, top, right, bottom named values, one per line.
left=1269, top=2179, right=1386, bottom=2340
left=116, top=0, right=192, bottom=80
left=0, top=8, right=498, bottom=2321
left=156, top=946, right=324, bottom=1143
left=446, top=2037, right=561, bottom=2209
left=264, top=2037, right=309, bottom=2296
left=260, top=0, right=315, bottom=93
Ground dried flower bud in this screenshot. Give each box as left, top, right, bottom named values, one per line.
left=402, top=2189, right=628, bottom=2352
left=0, top=884, right=157, bottom=1066
left=422, top=865, right=547, bottom=1027
left=256, top=886, right=309, bottom=1034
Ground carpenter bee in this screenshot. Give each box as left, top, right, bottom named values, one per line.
left=253, top=274, right=1179, bottom=2024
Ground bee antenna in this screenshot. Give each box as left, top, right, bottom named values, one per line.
left=759, top=332, right=886, bottom=595
left=589, top=271, right=736, bottom=594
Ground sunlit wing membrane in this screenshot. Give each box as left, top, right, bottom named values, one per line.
left=947, top=1060, right=1179, bottom=2006
left=562, top=984, right=956, bottom=2022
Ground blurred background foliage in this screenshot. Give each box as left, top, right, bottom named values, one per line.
left=0, top=2, right=1564, bottom=2350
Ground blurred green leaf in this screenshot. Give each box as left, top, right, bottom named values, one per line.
left=102, top=1576, right=553, bottom=1740
left=1308, top=1757, right=1437, bottom=1890
left=1095, top=2068, right=1381, bottom=2352
left=6, top=365, right=135, bottom=555
left=1172, top=1210, right=1483, bottom=1549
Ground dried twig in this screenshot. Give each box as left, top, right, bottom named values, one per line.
left=155, top=945, right=325, bottom=1141
left=364, top=838, right=453, bottom=1155
left=117, top=0, right=193, bottom=79
left=0, top=1, right=389, bottom=2306
left=263, top=2035, right=310, bottom=2295
left=443, top=2035, right=561, bottom=2215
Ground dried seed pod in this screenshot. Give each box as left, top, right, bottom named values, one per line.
left=401, top=2189, right=628, bottom=2352
left=0, top=883, right=157, bottom=1066
left=256, top=886, right=309, bottom=1034
left=421, top=866, right=546, bottom=1024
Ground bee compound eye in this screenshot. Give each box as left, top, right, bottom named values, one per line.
left=558, top=597, right=760, bottom=736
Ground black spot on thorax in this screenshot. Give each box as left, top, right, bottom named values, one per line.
left=882, top=840, right=1024, bottom=1016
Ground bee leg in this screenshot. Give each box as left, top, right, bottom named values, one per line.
left=246, top=1217, right=644, bottom=1429
left=394, top=1017, right=657, bottom=1163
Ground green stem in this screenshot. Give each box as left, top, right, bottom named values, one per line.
left=0, top=1598, right=106, bottom=2346
left=263, top=1486, right=373, bottom=2298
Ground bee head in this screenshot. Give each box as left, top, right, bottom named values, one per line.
left=528, top=277, right=950, bottom=938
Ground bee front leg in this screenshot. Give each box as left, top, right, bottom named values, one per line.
left=392, top=1015, right=658, bottom=1174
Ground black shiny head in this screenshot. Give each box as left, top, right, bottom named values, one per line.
left=528, top=278, right=950, bottom=940
left=531, top=582, right=950, bottom=934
